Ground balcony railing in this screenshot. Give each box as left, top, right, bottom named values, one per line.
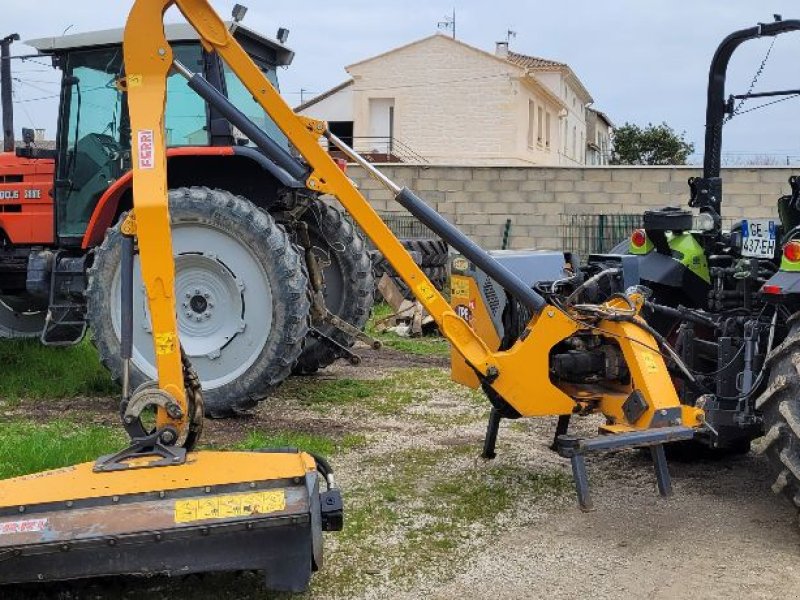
left=327, top=136, right=429, bottom=164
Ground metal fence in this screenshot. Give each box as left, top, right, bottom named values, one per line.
left=561, top=213, right=642, bottom=259
left=562, top=213, right=737, bottom=261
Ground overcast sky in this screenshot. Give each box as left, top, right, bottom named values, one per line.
left=5, top=0, right=800, bottom=164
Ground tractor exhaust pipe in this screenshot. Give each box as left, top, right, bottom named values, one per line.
left=1, top=34, right=19, bottom=153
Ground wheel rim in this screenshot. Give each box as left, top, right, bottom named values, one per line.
left=0, top=297, right=46, bottom=338
left=110, top=221, right=273, bottom=390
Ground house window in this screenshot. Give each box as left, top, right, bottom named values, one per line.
left=545, top=112, right=551, bottom=149
left=563, top=120, right=568, bottom=154
left=572, top=126, right=576, bottom=158
left=528, top=100, right=535, bottom=148
left=537, top=106, right=544, bottom=145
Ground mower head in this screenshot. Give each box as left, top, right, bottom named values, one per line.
left=0, top=451, right=342, bottom=592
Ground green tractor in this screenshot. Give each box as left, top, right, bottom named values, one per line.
left=586, top=17, right=800, bottom=513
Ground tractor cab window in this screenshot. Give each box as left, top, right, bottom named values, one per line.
left=222, top=60, right=289, bottom=151
left=56, top=44, right=206, bottom=241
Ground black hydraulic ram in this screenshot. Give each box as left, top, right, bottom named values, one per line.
left=171, top=59, right=309, bottom=185
left=324, top=132, right=547, bottom=314
left=172, top=59, right=546, bottom=314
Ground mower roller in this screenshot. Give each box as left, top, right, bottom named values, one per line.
left=0, top=0, right=710, bottom=591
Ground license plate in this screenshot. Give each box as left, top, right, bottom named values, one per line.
left=741, top=219, right=777, bottom=258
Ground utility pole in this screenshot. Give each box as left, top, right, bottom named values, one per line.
left=1, top=34, right=20, bottom=153
left=437, top=9, right=456, bottom=39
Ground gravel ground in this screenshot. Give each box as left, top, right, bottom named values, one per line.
left=6, top=344, right=800, bottom=599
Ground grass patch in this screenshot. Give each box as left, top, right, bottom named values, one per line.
left=0, top=337, right=118, bottom=402
left=367, top=303, right=450, bottom=357
left=234, top=430, right=366, bottom=456
left=0, top=420, right=124, bottom=478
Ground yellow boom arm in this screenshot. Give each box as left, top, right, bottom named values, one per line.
left=123, top=0, right=702, bottom=441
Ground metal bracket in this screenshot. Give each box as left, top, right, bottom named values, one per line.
left=93, top=428, right=187, bottom=472
left=308, top=327, right=362, bottom=366
left=556, top=426, right=696, bottom=511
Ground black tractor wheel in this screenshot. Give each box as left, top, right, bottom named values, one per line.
left=371, top=238, right=449, bottom=302
left=757, top=316, right=800, bottom=512
left=292, top=199, right=374, bottom=375
left=87, top=187, right=310, bottom=417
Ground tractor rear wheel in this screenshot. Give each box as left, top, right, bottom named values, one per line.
left=87, top=187, right=310, bottom=416
left=292, top=199, right=373, bottom=375
left=757, top=315, right=800, bottom=514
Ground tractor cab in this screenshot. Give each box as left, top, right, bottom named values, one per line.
left=27, top=22, right=293, bottom=246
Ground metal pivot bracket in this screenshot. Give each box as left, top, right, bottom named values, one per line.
left=93, top=428, right=187, bottom=472
left=556, top=426, right=696, bottom=511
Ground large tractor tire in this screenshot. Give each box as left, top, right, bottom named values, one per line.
left=87, top=187, right=310, bottom=417
left=371, top=238, right=449, bottom=301
left=0, top=297, right=46, bottom=339
left=293, top=199, right=373, bottom=375
left=757, top=316, right=800, bottom=512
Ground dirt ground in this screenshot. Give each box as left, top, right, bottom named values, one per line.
left=8, top=344, right=800, bottom=600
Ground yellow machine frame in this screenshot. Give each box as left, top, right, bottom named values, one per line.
left=123, top=0, right=701, bottom=438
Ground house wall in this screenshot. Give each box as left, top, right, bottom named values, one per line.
left=345, top=165, right=790, bottom=250
left=536, top=71, right=588, bottom=166
left=348, top=36, right=549, bottom=166
left=298, top=85, right=353, bottom=122
left=517, top=80, right=561, bottom=165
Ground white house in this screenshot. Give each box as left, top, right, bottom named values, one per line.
left=296, top=34, right=611, bottom=166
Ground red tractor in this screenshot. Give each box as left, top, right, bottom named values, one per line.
left=0, top=18, right=374, bottom=415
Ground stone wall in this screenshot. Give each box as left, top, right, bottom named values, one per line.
left=347, top=165, right=793, bottom=250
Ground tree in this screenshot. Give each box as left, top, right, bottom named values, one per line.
left=610, top=122, right=695, bottom=166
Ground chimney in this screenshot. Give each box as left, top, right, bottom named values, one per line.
left=495, top=41, right=509, bottom=58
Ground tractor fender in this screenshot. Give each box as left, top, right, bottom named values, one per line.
left=628, top=251, right=710, bottom=307
left=81, top=146, right=303, bottom=249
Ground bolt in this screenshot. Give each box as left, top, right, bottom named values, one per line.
left=112, top=496, right=119, bottom=503
left=157, top=48, right=166, bottom=56
left=182, top=302, right=188, bottom=308
left=194, top=288, right=201, bottom=295
left=124, top=415, right=134, bottom=424
left=166, top=402, right=184, bottom=419
left=18, top=506, right=25, bottom=513
left=547, top=310, right=555, bottom=317
left=160, top=430, right=176, bottom=444
left=203, top=293, right=210, bottom=299
left=185, top=292, right=191, bottom=299
left=185, top=311, right=192, bottom=318
left=66, top=500, right=73, bottom=508
left=208, top=302, right=215, bottom=308
left=204, top=313, right=211, bottom=320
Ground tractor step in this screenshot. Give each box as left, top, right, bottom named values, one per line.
left=40, top=303, right=86, bottom=346
left=556, top=426, right=697, bottom=511
left=40, top=251, right=88, bottom=347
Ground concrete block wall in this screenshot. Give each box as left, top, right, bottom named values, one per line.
left=346, top=165, right=794, bottom=250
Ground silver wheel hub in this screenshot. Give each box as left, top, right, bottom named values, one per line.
left=111, top=221, right=273, bottom=390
